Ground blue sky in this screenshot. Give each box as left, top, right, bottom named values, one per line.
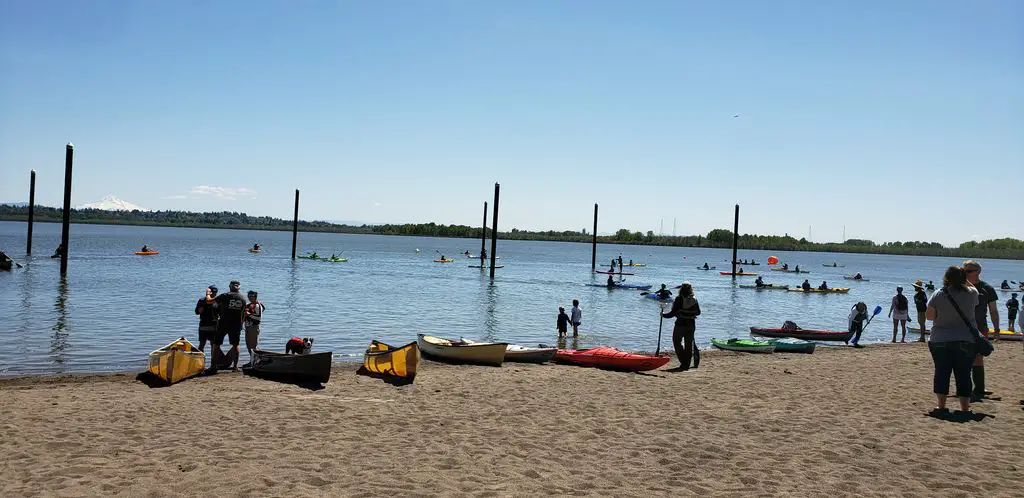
left=1, top=1, right=1021, bottom=246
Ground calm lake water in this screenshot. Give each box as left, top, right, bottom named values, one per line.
left=1, top=221, right=1022, bottom=376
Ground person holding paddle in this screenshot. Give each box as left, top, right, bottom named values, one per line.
left=662, top=282, right=701, bottom=371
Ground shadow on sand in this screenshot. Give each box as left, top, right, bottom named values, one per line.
left=356, top=366, right=415, bottom=386
left=241, top=368, right=325, bottom=391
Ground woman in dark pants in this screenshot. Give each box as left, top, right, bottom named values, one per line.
left=662, top=282, right=701, bottom=371
left=925, top=266, right=980, bottom=417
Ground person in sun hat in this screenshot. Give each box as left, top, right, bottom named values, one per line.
left=913, top=280, right=929, bottom=341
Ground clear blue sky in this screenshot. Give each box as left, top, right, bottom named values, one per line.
left=1, top=1, right=1021, bottom=246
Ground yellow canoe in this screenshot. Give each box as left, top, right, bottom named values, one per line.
left=991, top=330, right=1023, bottom=341
left=148, top=337, right=205, bottom=384
left=363, top=340, right=420, bottom=379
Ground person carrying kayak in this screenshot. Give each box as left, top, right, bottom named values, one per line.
left=801, top=279, right=811, bottom=291
left=818, top=281, right=830, bottom=291
left=656, top=284, right=672, bottom=300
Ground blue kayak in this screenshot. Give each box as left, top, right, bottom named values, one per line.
left=643, top=292, right=673, bottom=301
left=585, top=283, right=652, bottom=290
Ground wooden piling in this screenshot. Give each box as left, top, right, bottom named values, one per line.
left=731, top=204, right=740, bottom=279
left=480, top=201, right=488, bottom=260
left=59, top=144, right=73, bottom=275
left=591, top=203, right=598, bottom=271
left=489, top=183, right=499, bottom=280
left=27, top=170, right=36, bottom=254
left=291, top=189, right=300, bottom=259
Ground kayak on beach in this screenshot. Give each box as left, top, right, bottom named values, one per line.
left=555, top=347, right=670, bottom=372
left=750, top=326, right=854, bottom=342
left=768, top=338, right=816, bottom=353
left=711, top=338, right=775, bottom=353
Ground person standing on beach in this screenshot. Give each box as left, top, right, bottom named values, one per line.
left=1007, top=293, right=1019, bottom=332
left=889, top=286, right=910, bottom=342
left=243, top=290, right=265, bottom=365
left=963, top=260, right=998, bottom=401
left=570, top=299, right=582, bottom=337
left=194, top=285, right=218, bottom=355
left=848, top=302, right=869, bottom=347
left=913, top=280, right=928, bottom=342
left=925, top=265, right=979, bottom=418
left=212, top=280, right=247, bottom=372
left=556, top=307, right=569, bottom=337
left=662, top=282, right=701, bottom=371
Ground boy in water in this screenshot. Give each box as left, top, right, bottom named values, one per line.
left=556, top=307, right=569, bottom=337
left=243, top=290, right=265, bottom=365
left=570, top=299, right=582, bottom=337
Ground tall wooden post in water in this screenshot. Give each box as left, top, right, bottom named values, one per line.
left=731, top=204, right=740, bottom=280
left=26, top=169, right=36, bottom=254
left=291, top=189, right=300, bottom=259
left=591, top=203, right=598, bottom=271
left=59, top=144, right=74, bottom=276
left=480, top=201, right=488, bottom=259
left=489, top=183, right=500, bottom=280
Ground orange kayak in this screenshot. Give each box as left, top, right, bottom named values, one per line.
left=135, top=251, right=159, bottom=256
left=555, top=347, right=669, bottom=372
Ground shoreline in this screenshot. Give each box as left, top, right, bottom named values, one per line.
left=2, top=342, right=1021, bottom=496
left=3, top=217, right=1021, bottom=260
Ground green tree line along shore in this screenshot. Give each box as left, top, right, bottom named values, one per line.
left=2, top=205, right=1023, bottom=260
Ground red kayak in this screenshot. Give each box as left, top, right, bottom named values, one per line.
left=594, top=270, right=635, bottom=275
left=749, top=327, right=853, bottom=342
left=555, top=347, right=670, bottom=372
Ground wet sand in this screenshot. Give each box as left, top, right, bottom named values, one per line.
left=1, top=342, right=1022, bottom=497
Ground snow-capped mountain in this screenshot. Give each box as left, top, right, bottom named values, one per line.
left=77, top=195, right=150, bottom=212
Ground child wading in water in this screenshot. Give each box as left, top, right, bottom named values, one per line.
left=556, top=307, right=570, bottom=337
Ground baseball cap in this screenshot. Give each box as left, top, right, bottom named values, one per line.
left=208, top=285, right=218, bottom=293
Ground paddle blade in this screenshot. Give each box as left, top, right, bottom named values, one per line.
left=872, top=305, right=883, bottom=316
left=767, top=256, right=779, bottom=265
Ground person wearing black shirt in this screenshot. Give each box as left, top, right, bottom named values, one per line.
left=1007, top=293, right=1019, bottom=332
left=963, top=260, right=999, bottom=400
left=912, top=280, right=928, bottom=342
left=213, top=280, right=247, bottom=372
left=194, top=285, right=219, bottom=354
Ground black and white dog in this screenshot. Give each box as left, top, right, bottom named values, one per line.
left=285, top=337, right=313, bottom=354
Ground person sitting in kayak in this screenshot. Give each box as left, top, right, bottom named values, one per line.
left=854, top=273, right=863, bottom=280
left=607, top=274, right=616, bottom=287
left=141, top=244, right=150, bottom=253
left=702, top=262, right=710, bottom=269
left=755, top=276, right=766, bottom=288
left=782, top=263, right=789, bottom=270
left=751, top=259, right=756, bottom=264
left=926, top=280, right=935, bottom=290
left=794, top=265, right=801, bottom=272
left=818, top=281, right=829, bottom=291
left=656, top=284, right=672, bottom=300
left=253, top=243, right=260, bottom=251
left=801, top=279, right=811, bottom=291
left=1001, top=280, right=1011, bottom=290
left=464, top=250, right=471, bottom=256
left=330, top=253, right=338, bottom=260
left=628, top=259, right=633, bottom=266
left=51, top=244, right=63, bottom=258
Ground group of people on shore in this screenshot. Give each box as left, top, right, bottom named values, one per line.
left=194, top=280, right=264, bottom=372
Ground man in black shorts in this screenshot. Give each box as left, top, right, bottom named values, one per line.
left=194, top=285, right=219, bottom=354
left=213, top=280, right=247, bottom=372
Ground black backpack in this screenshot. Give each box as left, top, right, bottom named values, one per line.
left=896, top=294, right=908, bottom=311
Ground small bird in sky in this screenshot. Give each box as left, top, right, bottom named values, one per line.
left=733, top=114, right=740, bottom=118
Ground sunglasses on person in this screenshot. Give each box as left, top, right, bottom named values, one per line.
left=965, top=268, right=980, bottom=274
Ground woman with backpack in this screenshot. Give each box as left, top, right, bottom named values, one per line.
left=889, top=286, right=910, bottom=342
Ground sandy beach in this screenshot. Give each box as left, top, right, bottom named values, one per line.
left=1, top=343, right=1021, bottom=497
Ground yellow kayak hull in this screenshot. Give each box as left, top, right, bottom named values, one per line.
left=148, top=337, right=205, bottom=384
left=363, top=340, right=420, bottom=379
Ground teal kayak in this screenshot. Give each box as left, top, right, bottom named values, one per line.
left=768, top=338, right=816, bottom=353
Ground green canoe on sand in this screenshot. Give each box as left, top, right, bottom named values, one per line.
left=711, top=338, right=776, bottom=353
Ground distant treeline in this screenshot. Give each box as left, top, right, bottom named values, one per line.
left=2, top=205, right=1022, bottom=260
